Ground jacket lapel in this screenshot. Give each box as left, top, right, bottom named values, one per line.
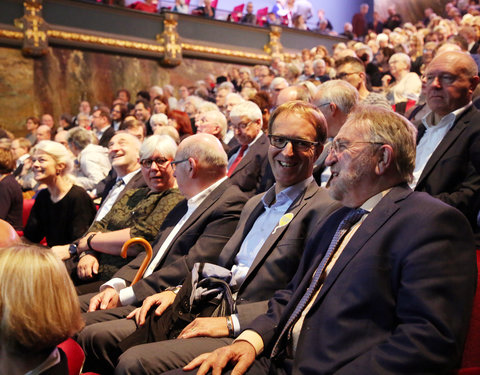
left=229, top=133, right=267, bottom=177
left=416, top=106, right=474, bottom=187
left=312, top=186, right=412, bottom=307
left=240, top=183, right=319, bottom=291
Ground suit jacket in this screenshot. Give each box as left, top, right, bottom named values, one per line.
left=114, top=179, right=248, bottom=302
left=415, top=105, right=480, bottom=231
left=249, top=186, right=477, bottom=374
left=98, top=169, right=146, bottom=207
left=217, top=182, right=340, bottom=328
left=98, top=126, right=115, bottom=148
left=228, top=133, right=270, bottom=197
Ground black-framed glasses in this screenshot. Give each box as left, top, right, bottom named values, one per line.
left=170, top=158, right=189, bottom=170
left=330, top=140, right=384, bottom=154
left=232, top=121, right=253, bottom=130
left=140, top=158, right=170, bottom=169
left=335, top=71, right=360, bottom=79
left=268, top=135, right=318, bottom=151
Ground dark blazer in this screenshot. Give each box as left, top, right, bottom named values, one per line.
left=217, top=182, right=340, bottom=327
left=98, top=169, right=146, bottom=207
left=98, top=126, right=115, bottom=148
left=114, top=179, right=248, bottom=302
left=227, top=133, right=270, bottom=197
left=415, top=105, right=480, bottom=231
left=249, top=186, right=476, bottom=374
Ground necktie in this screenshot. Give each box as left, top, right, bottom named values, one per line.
left=270, top=207, right=367, bottom=358
left=227, top=145, right=248, bottom=177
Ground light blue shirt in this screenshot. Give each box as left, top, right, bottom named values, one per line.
left=230, top=176, right=314, bottom=290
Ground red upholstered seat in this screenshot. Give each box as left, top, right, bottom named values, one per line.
left=456, top=250, right=480, bottom=374
left=58, top=338, right=85, bottom=375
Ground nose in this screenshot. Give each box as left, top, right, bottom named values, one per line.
left=281, top=141, right=295, bottom=156
left=325, top=147, right=337, bottom=167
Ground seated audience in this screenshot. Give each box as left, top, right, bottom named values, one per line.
left=0, top=245, right=84, bottom=375
left=23, top=140, right=96, bottom=247
left=192, top=0, right=215, bottom=18
left=67, top=127, right=111, bottom=191
left=24, top=116, right=39, bottom=145
left=0, top=148, right=23, bottom=230
left=383, top=52, right=422, bottom=105
left=52, top=135, right=183, bottom=286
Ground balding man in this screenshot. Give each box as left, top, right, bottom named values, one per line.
left=228, top=102, right=270, bottom=197
left=275, top=85, right=312, bottom=108
left=183, top=105, right=476, bottom=375
left=94, top=132, right=146, bottom=221
left=411, top=51, right=480, bottom=242
left=196, top=110, right=230, bottom=153
left=76, top=134, right=247, bottom=324
left=313, top=80, right=359, bottom=186
left=36, top=124, right=51, bottom=142
left=270, top=77, right=289, bottom=107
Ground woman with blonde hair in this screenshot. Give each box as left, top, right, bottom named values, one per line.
left=0, top=245, right=84, bottom=374
left=23, top=140, right=96, bottom=247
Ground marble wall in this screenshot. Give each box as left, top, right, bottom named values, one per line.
left=0, top=45, right=242, bottom=136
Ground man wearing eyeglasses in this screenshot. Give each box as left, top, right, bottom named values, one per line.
left=79, top=101, right=340, bottom=374
left=180, top=105, right=476, bottom=375
left=412, top=51, right=480, bottom=244
left=227, top=101, right=271, bottom=197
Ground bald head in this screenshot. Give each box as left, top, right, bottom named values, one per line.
left=36, top=125, right=52, bottom=141
left=276, top=86, right=311, bottom=107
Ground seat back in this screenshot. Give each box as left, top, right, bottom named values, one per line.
left=58, top=338, right=85, bottom=375
left=256, top=7, right=268, bottom=26
left=22, top=198, right=35, bottom=227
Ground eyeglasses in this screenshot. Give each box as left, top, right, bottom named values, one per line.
left=170, top=158, right=189, bottom=170
left=140, top=158, right=170, bottom=169
left=330, top=140, right=383, bottom=154
left=232, top=121, right=254, bottom=130
left=423, top=73, right=457, bottom=85
left=268, top=135, right=318, bottom=151
left=335, top=71, right=360, bottom=79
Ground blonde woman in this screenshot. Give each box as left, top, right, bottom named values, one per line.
left=0, top=245, right=84, bottom=374
left=23, top=140, right=96, bottom=246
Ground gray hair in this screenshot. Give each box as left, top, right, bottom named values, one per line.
left=67, top=127, right=93, bottom=151
left=205, top=110, right=228, bottom=139
left=140, top=135, right=177, bottom=161
left=230, top=101, right=262, bottom=123
left=151, top=113, right=169, bottom=127
left=315, top=80, right=359, bottom=114
left=154, top=126, right=180, bottom=144
left=177, top=134, right=228, bottom=171
left=389, top=52, right=411, bottom=69
left=270, top=77, right=289, bottom=90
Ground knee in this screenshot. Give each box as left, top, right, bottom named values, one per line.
left=116, top=349, right=146, bottom=375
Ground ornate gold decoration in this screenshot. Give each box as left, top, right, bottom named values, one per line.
left=15, top=0, right=49, bottom=57
left=0, top=29, right=24, bottom=40
left=264, top=26, right=283, bottom=56
left=156, top=13, right=182, bottom=66
left=181, top=43, right=270, bottom=61
left=47, top=30, right=165, bottom=53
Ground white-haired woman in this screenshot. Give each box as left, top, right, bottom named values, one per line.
left=52, top=135, right=183, bottom=287
left=23, top=140, right=96, bottom=247
left=382, top=52, right=422, bottom=104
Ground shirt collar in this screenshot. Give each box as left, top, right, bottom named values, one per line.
left=187, top=176, right=227, bottom=211
left=422, top=102, right=472, bottom=129
left=262, top=176, right=314, bottom=208
left=359, top=188, right=392, bottom=212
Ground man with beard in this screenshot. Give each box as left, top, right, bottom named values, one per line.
left=179, top=105, right=476, bottom=375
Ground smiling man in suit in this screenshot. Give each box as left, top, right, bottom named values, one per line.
left=411, top=51, right=480, bottom=243
left=78, top=101, right=340, bottom=374
left=181, top=105, right=476, bottom=375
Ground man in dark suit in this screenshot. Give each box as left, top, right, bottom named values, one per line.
left=79, top=101, right=341, bottom=374
left=411, top=51, right=480, bottom=242
left=92, top=106, right=115, bottom=148
left=181, top=106, right=476, bottom=375
left=227, top=101, right=270, bottom=197
left=94, top=132, right=146, bottom=221
left=76, top=134, right=247, bottom=325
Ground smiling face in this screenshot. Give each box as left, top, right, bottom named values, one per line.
left=108, top=134, right=140, bottom=175
left=325, top=121, right=377, bottom=207
left=141, top=150, right=175, bottom=192
left=269, top=113, right=321, bottom=191
left=425, top=52, right=479, bottom=117
left=32, top=150, right=58, bottom=184
left=231, top=116, right=261, bottom=146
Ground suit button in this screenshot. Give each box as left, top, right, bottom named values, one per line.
left=178, top=311, right=183, bottom=315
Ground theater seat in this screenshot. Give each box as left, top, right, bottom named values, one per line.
left=22, top=198, right=35, bottom=227
left=58, top=338, right=85, bottom=375
left=456, top=250, right=480, bottom=374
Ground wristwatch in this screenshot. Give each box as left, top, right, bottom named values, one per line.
left=68, top=243, right=78, bottom=257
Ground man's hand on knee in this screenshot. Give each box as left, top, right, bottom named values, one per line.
left=88, top=287, right=121, bottom=312
left=126, top=291, right=176, bottom=326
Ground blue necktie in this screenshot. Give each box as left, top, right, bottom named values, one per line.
left=270, top=207, right=368, bottom=358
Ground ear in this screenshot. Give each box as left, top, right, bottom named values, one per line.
left=186, top=157, right=197, bottom=178
left=375, top=145, right=393, bottom=176
left=329, top=102, right=338, bottom=116
left=56, top=161, right=66, bottom=175
left=469, top=76, right=479, bottom=93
